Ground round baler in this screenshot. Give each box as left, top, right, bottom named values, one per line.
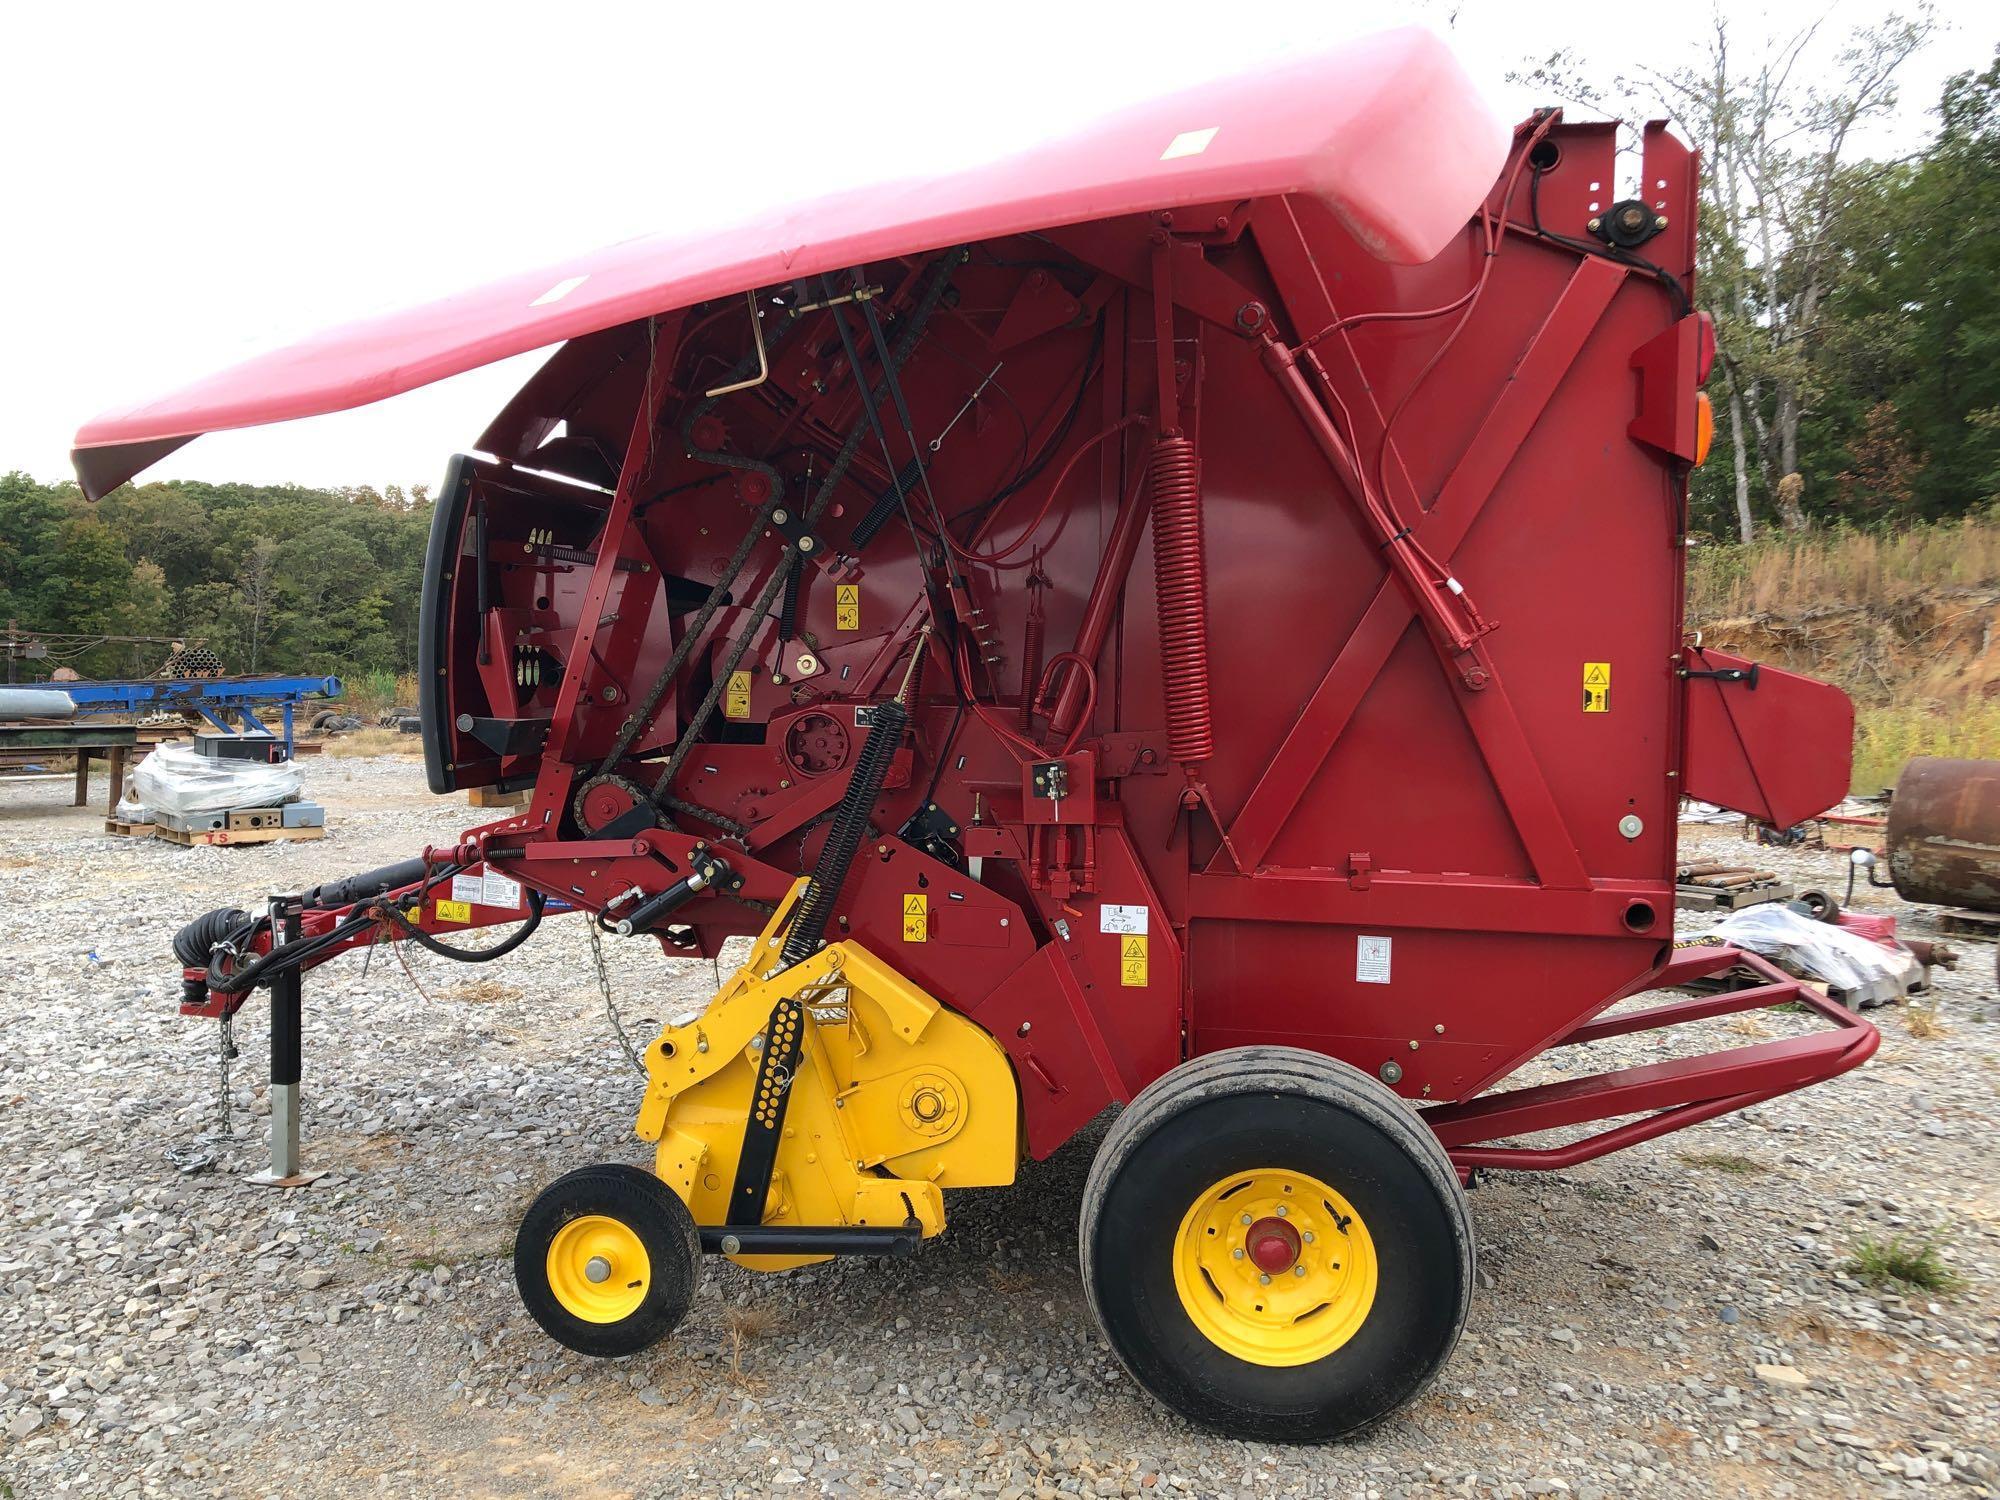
left=82, top=27, right=1876, bottom=1440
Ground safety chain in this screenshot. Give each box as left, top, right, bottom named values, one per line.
left=587, top=922, right=648, bottom=1075
left=216, top=1010, right=237, bottom=1137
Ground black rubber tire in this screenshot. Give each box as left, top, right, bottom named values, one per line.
left=1791, top=887, right=1840, bottom=923
left=514, top=1163, right=703, bottom=1358
left=1080, top=1046, right=1474, bottom=1442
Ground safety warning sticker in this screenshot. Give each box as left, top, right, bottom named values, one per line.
left=1582, top=661, right=1610, bottom=713
left=1356, top=934, right=1391, bottom=984
left=836, top=584, right=860, bottom=631
left=1120, top=934, right=1149, bottom=987
left=435, top=898, right=472, bottom=925
left=902, top=893, right=928, bottom=943
left=725, top=669, right=754, bottom=720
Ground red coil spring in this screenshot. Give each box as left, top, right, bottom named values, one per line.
left=1020, top=595, right=1046, bottom=728
left=1148, top=434, right=1215, bottom=766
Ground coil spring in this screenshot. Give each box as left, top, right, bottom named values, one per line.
left=779, top=697, right=908, bottom=967
left=1020, top=599, right=1045, bottom=728
left=1149, top=435, right=1214, bottom=766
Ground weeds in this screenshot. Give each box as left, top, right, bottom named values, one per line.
left=1688, top=512, right=2000, bottom=619
left=1680, top=1151, right=1768, bottom=1175
left=1843, top=1232, right=1962, bottom=1295
left=1903, top=998, right=1949, bottom=1040
left=321, top=727, right=421, bottom=758
left=725, top=1305, right=777, bottom=1380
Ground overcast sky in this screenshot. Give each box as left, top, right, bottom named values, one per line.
left=4, top=0, right=1992, bottom=494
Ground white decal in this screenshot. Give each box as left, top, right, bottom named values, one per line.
left=1356, top=935, right=1392, bottom=985
left=1099, top=904, right=1150, bottom=936
left=1160, top=127, right=1219, bottom=161
left=530, top=274, right=589, bottom=308
left=451, top=874, right=486, bottom=906
left=483, top=873, right=523, bottom=910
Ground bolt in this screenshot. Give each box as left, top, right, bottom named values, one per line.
left=1241, top=1213, right=1253, bottom=1226
left=1259, top=1273, right=1271, bottom=1285
left=584, top=1256, right=611, bottom=1283
left=1303, top=1232, right=1315, bottom=1244
left=1435, top=1024, right=1445, bottom=1034
left=720, top=1234, right=741, bottom=1256
left=1274, top=1204, right=1287, bottom=1217
left=1293, top=1265, right=1307, bottom=1277
left=1233, top=1248, right=1244, bottom=1260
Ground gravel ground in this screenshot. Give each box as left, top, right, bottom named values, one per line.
left=1, top=754, right=1995, bottom=1499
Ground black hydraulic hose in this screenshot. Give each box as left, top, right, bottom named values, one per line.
left=375, top=888, right=547, bottom=962
left=643, top=251, right=964, bottom=816
left=779, top=697, right=907, bottom=967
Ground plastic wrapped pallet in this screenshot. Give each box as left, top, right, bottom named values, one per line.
left=1707, top=903, right=1922, bottom=1009
left=129, top=742, right=302, bottom=816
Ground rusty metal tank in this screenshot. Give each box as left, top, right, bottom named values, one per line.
left=1886, top=757, right=2000, bottom=910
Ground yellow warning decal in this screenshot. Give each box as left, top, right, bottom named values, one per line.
left=1583, top=661, right=1610, bottom=713
left=902, top=892, right=928, bottom=942
left=836, top=584, right=860, bottom=631
left=725, top=669, right=753, bottom=720
left=435, top=898, right=471, bottom=924
left=1120, top=934, right=1149, bottom=987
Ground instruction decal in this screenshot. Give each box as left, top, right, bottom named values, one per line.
left=1120, top=934, right=1149, bottom=987
left=435, top=898, right=472, bottom=925
left=725, top=669, right=753, bottom=720
left=836, top=584, right=860, bottom=631
left=1356, top=935, right=1392, bottom=985
left=1582, top=661, right=1610, bottom=713
left=1099, top=904, right=1149, bottom=936
left=902, top=892, right=928, bottom=943
left=453, top=872, right=522, bottom=909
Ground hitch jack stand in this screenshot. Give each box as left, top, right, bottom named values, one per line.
left=248, top=896, right=325, bottom=1188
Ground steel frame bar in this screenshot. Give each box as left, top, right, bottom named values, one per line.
left=1423, top=949, right=1879, bottom=1170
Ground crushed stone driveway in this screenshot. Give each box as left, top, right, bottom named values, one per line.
left=1, top=755, right=1995, bottom=1498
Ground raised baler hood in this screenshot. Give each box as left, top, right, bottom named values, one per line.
left=71, top=26, right=1505, bottom=498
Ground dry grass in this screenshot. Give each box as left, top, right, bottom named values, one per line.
left=724, top=1305, right=778, bottom=1380
left=1688, top=516, right=2000, bottom=790
left=320, top=727, right=422, bottom=758
left=1679, top=1150, right=1768, bottom=1175
left=447, top=978, right=523, bottom=1005
left=1688, top=513, right=2000, bottom=619
left=1903, top=998, right=1949, bottom=1040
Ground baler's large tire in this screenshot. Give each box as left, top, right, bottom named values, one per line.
left=1080, top=1046, right=1473, bottom=1442
left=514, top=1163, right=703, bottom=1358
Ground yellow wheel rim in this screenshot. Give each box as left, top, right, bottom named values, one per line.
left=1172, top=1168, right=1378, bottom=1367
left=545, top=1214, right=651, bottom=1323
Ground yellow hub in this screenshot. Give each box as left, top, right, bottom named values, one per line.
left=1172, top=1168, right=1378, bottom=1366
left=545, top=1215, right=651, bottom=1323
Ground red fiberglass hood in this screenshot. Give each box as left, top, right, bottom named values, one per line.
left=71, top=26, right=1506, bottom=499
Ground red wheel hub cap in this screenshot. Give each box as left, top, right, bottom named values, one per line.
left=1245, top=1216, right=1301, bottom=1273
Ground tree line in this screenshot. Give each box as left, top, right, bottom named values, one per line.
left=1524, top=17, right=2000, bottom=541
left=7, top=16, right=1997, bottom=682
left=1, top=471, right=431, bottom=680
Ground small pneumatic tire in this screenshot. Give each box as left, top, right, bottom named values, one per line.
left=514, top=1162, right=703, bottom=1358
left=1080, top=1046, right=1474, bottom=1442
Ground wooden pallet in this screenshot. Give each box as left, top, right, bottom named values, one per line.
left=1936, top=907, right=2000, bottom=940
left=152, top=823, right=327, bottom=848
left=1674, top=879, right=1794, bottom=912
left=468, top=785, right=529, bottom=808
left=104, top=817, right=156, bottom=838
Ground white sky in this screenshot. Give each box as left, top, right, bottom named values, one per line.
left=3, top=0, right=1991, bottom=494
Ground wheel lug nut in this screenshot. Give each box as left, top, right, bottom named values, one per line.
left=1240, top=1213, right=1252, bottom=1225
left=1303, top=1231, right=1315, bottom=1243
left=1293, top=1265, right=1307, bottom=1277
left=1274, top=1205, right=1288, bottom=1217
left=1232, top=1248, right=1244, bottom=1259
left=1259, top=1273, right=1271, bottom=1285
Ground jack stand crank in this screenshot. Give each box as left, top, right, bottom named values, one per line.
left=247, top=895, right=325, bottom=1188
